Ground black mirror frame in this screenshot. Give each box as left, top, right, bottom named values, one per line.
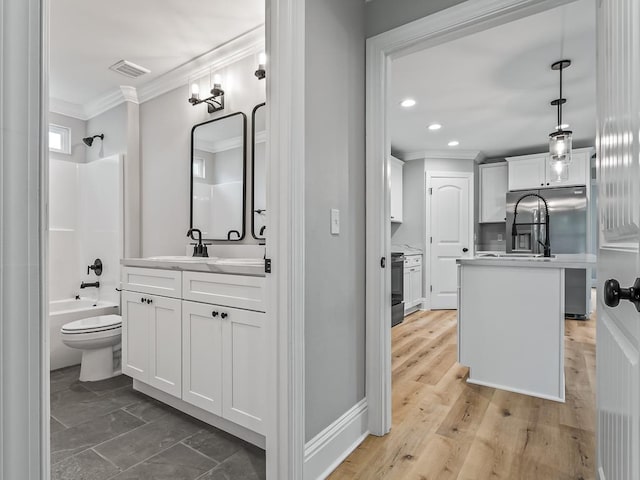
left=251, top=102, right=267, bottom=240
left=190, top=111, right=247, bottom=242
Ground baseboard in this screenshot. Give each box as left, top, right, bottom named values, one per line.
left=133, top=380, right=266, bottom=449
left=304, top=398, right=369, bottom=480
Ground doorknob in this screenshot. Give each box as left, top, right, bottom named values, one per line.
left=604, top=278, right=640, bottom=312
left=462, top=248, right=469, bottom=253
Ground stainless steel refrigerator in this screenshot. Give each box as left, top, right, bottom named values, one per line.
left=506, top=186, right=590, bottom=318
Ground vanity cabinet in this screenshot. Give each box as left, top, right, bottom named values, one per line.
left=121, top=266, right=266, bottom=436
left=479, top=163, right=508, bottom=222
left=390, top=156, right=404, bottom=223
left=122, top=291, right=182, bottom=397
left=507, top=149, right=591, bottom=191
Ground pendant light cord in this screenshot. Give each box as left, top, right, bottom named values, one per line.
left=558, top=66, right=563, bottom=129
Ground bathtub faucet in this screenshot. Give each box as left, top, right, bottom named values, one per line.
left=80, top=281, right=100, bottom=289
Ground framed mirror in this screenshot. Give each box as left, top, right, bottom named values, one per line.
left=190, top=111, right=247, bottom=241
left=252, top=103, right=266, bottom=240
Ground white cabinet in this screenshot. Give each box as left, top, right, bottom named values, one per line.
left=121, top=266, right=266, bottom=436
left=403, top=255, right=423, bottom=313
left=182, top=300, right=224, bottom=416
left=122, top=291, right=182, bottom=397
left=390, top=156, right=404, bottom=223
left=507, top=149, right=592, bottom=191
left=479, top=163, right=508, bottom=223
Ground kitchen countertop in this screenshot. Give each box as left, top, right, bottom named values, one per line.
left=391, top=245, right=423, bottom=255
left=457, top=253, right=596, bottom=269
left=121, top=257, right=266, bottom=277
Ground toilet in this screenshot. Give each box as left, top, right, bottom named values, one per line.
left=61, top=315, right=122, bottom=382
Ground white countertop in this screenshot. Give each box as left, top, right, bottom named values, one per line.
left=457, top=253, right=596, bottom=269
left=121, top=257, right=266, bottom=277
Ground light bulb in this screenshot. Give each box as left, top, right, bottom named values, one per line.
left=553, top=161, right=564, bottom=175
left=213, top=74, right=222, bottom=87
left=428, top=123, right=442, bottom=131
left=190, top=83, right=200, bottom=99
left=555, top=140, right=565, bottom=156
left=400, top=99, right=416, bottom=108
left=258, top=52, right=267, bottom=67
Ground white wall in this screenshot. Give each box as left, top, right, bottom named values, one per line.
left=49, top=112, right=87, bottom=164
left=139, top=54, right=266, bottom=256
left=365, top=0, right=467, bottom=37
left=304, top=0, right=366, bottom=442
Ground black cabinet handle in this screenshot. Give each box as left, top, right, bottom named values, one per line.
left=221, top=312, right=228, bottom=319
left=462, top=248, right=469, bottom=253
left=604, top=278, right=640, bottom=312
left=212, top=311, right=219, bottom=317
left=147, top=298, right=153, bottom=304
left=141, top=297, right=145, bottom=303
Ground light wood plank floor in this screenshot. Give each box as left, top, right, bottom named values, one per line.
left=329, top=306, right=596, bottom=480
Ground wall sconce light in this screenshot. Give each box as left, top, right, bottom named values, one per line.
left=255, top=53, right=266, bottom=80
left=188, top=74, right=225, bottom=113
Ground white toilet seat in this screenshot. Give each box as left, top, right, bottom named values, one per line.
left=61, top=314, right=122, bottom=334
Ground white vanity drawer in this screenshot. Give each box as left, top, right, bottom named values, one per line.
left=404, top=255, right=422, bottom=267
left=183, top=272, right=266, bottom=312
left=121, top=267, right=182, bottom=299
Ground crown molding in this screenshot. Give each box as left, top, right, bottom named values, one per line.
left=402, top=149, right=485, bottom=162
left=49, top=98, right=89, bottom=121
left=52, top=24, right=264, bottom=121
left=137, top=24, right=265, bottom=104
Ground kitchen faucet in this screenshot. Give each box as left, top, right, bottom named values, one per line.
left=511, top=193, right=551, bottom=257
left=187, top=228, right=209, bottom=257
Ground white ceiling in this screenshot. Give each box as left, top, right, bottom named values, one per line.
left=50, top=0, right=264, bottom=107
left=390, top=0, right=596, bottom=160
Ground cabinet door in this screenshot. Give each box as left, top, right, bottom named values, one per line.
left=148, top=295, right=182, bottom=397
left=403, top=268, right=411, bottom=310
left=390, top=157, right=403, bottom=223
left=508, top=156, right=546, bottom=191
left=479, top=164, right=508, bottom=222
left=222, top=308, right=266, bottom=434
left=410, top=266, right=423, bottom=308
left=182, top=300, right=223, bottom=415
left=122, top=291, right=150, bottom=383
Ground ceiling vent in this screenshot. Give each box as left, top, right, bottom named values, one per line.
left=109, top=60, right=150, bottom=79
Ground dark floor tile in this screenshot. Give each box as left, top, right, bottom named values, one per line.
left=51, top=385, right=142, bottom=427
left=198, top=447, right=266, bottom=480
left=51, top=449, right=120, bottom=480
left=81, top=374, right=132, bottom=395
left=182, top=429, right=246, bottom=463
left=50, top=366, right=82, bottom=394
left=111, top=443, right=216, bottom=480
left=51, top=417, right=67, bottom=434
left=123, top=396, right=174, bottom=423
left=51, top=383, right=97, bottom=409
left=51, top=410, right=144, bottom=464
left=95, top=410, right=206, bottom=470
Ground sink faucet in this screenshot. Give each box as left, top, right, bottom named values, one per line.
left=512, top=193, right=551, bottom=257
left=187, top=228, right=209, bottom=257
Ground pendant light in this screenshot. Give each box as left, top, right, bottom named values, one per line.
left=548, top=60, right=572, bottom=171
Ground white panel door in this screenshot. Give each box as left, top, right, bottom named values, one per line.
left=430, top=174, right=472, bottom=309
left=148, top=295, right=182, bottom=397
left=222, top=308, right=266, bottom=434
left=122, top=291, right=150, bottom=382
left=182, top=300, right=223, bottom=415
left=596, top=0, right=640, bottom=478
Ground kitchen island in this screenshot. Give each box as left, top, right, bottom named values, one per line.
left=456, top=254, right=596, bottom=402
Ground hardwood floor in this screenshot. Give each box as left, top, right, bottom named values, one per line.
left=329, top=306, right=596, bottom=480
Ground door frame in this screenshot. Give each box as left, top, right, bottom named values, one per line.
left=365, top=0, right=579, bottom=436
left=425, top=171, right=474, bottom=310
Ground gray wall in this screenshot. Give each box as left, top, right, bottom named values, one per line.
left=49, top=112, right=87, bottom=164
left=139, top=54, right=265, bottom=256
left=365, top=0, right=467, bottom=37
left=304, top=0, right=366, bottom=441
left=86, top=103, right=127, bottom=163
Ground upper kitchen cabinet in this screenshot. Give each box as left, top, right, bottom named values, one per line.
left=390, top=156, right=404, bottom=223
left=506, top=148, right=593, bottom=191
left=479, top=163, right=508, bottom=223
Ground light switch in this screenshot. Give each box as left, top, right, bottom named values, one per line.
left=331, top=209, right=340, bottom=235
left=497, top=233, right=503, bottom=242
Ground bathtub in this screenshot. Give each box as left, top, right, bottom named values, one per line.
left=49, top=297, right=120, bottom=370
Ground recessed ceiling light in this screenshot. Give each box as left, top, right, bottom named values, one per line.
left=400, top=99, right=416, bottom=108
left=428, top=123, right=442, bottom=131
left=556, top=123, right=570, bottom=129
left=448, top=140, right=459, bottom=147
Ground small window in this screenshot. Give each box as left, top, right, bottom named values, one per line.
left=193, top=156, right=206, bottom=179
left=49, top=124, right=71, bottom=154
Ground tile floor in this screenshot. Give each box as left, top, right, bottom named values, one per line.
left=50, top=366, right=266, bottom=480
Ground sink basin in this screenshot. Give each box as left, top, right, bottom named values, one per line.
left=145, top=256, right=217, bottom=263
